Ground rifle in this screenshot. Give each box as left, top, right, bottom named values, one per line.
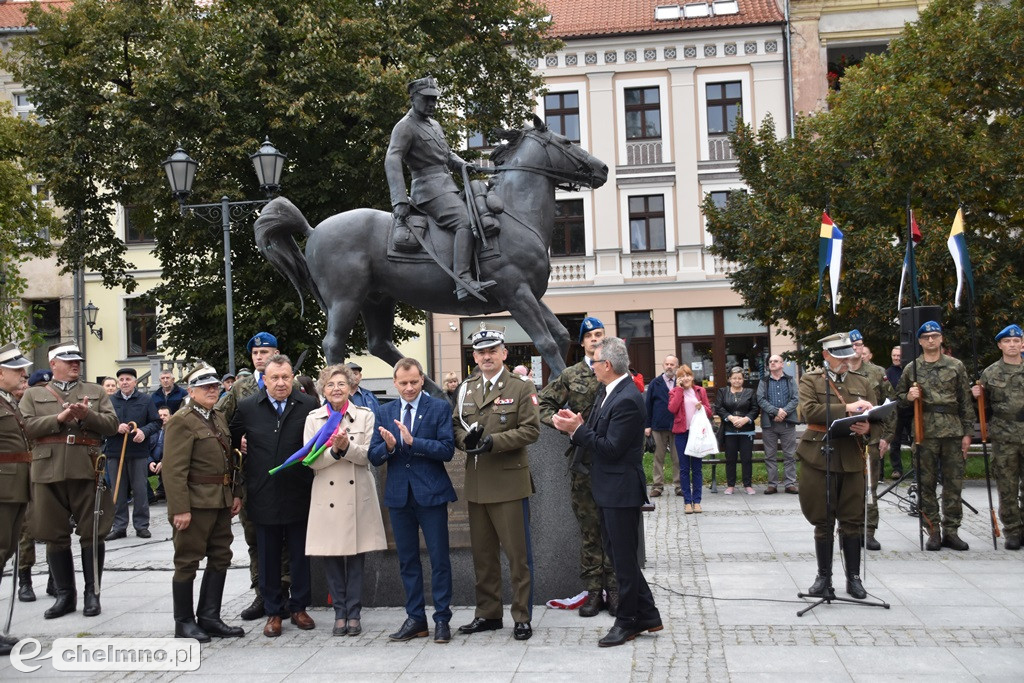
left=975, top=383, right=1001, bottom=547
left=912, top=384, right=924, bottom=444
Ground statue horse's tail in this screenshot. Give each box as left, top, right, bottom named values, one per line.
left=253, top=197, right=326, bottom=316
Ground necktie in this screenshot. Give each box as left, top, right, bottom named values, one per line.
left=403, top=403, right=413, bottom=431
left=276, top=401, right=285, bottom=416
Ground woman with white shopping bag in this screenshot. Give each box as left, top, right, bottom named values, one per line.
left=667, top=365, right=715, bottom=514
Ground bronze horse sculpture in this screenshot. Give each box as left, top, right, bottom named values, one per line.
left=254, top=116, right=608, bottom=387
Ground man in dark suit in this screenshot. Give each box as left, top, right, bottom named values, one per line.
left=553, top=336, right=662, bottom=647
left=369, top=357, right=457, bottom=644
left=644, top=354, right=680, bottom=497
left=229, top=354, right=318, bottom=638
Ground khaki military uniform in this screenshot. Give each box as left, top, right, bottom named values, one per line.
left=537, top=360, right=616, bottom=592
left=859, top=361, right=892, bottom=531
left=979, top=359, right=1024, bottom=539
left=895, top=355, right=975, bottom=535
left=796, top=369, right=873, bottom=541
left=163, top=406, right=241, bottom=581
left=20, top=382, right=118, bottom=548
left=454, top=368, right=540, bottom=624
left=0, top=391, right=32, bottom=569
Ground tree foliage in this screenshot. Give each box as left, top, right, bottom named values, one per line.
left=704, top=0, right=1024, bottom=371
left=0, top=103, right=57, bottom=348
left=8, top=0, right=557, bottom=371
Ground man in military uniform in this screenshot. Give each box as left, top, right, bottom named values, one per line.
left=16, top=370, right=53, bottom=604
left=972, top=324, right=1024, bottom=550
left=538, top=316, right=617, bottom=617
left=895, top=321, right=975, bottom=551
left=164, top=364, right=244, bottom=642
left=385, top=76, right=495, bottom=301
left=0, top=343, right=33, bottom=655
left=848, top=329, right=892, bottom=551
left=215, top=331, right=291, bottom=621
left=453, top=324, right=540, bottom=641
left=21, top=340, right=118, bottom=618
left=797, top=333, right=874, bottom=600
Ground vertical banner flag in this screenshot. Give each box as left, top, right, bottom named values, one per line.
left=817, top=212, right=843, bottom=313
left=947, top=207, right=974, bottom=308
left=897, top=209, right=923, bottom=311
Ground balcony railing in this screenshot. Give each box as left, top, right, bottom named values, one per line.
left=708, top=136, right=735, bottom=161
left=625, top=140, right=663, bottom=166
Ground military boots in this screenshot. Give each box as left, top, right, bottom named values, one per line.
left=842, top=535, right=867, bottom=599
left=806, top=539, right=834, bottom=597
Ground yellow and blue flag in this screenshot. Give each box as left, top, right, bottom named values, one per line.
left=947, top=208, right=974, bottom=309
left=817, top=212, right=843, bottom=313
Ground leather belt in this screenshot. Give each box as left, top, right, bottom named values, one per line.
left=805, top=424, right=827, bottom=432
left=411, top=165, right=447, bottom=179
left=35, top=434, right=103, bottom=447
left=188, top=473, right=231, bottom=486
left=924, top=405, right=955, bottom=414
left=0, top=451, right=32, bottom=463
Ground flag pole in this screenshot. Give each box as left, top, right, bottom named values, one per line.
left=907, top=194, right=925, bottom=551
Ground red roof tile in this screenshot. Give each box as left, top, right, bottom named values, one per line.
left=0, top=0, right=72, bottom=31
left=541, top=0, right=784, bottom=40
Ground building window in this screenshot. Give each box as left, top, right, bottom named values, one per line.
left=13, top=93, right=36, bottom=121
left=709, top=191, right=731, bottom=209
left=706, top=82, right=742, bottom=135
left=124, top=205, right=154, bottom=243
left=544, top=92, right=580, bottom=142
left=467, top=130, right=490, bottom=150
left=551, top=199, right=585, bottom=257
left=624, top=87, right=661, bottom=140
left=629, top=195, right=665, bottom=252
left=126, top=298, right=157, bottom=356
left=675, top=307, right=768, bottom=389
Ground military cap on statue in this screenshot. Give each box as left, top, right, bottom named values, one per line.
left=848, top=329, right=863, bottom=343
left=186, top=364, right=221, bottom=388
left=246, top=332, right=278, bottom=353
left=407, top=76, right=440, bottom=97
left=994, top=324, right=1023, bottom=342
left=917, top=321, right=942, bottom=337
left=48, top=340, right=84, bottom=362
left=470, top=322, right=506, bottom=350
left=0, top=342, right=32, bottom=369
left=819, top=332, right=858, bottom=359
left=578, top=316, right=604, bottom=343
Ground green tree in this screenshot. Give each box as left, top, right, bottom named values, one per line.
left=704, top=0, right=1024, bottom=370
left=0, top=103, right=58, bottom=348
left=8, top=0, right=557, bottom=371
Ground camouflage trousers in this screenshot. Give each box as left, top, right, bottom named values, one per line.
left=866, top=445, right=882, bottom=531
left=991, top=439, right=1024, bottom=538
left=916, top=438, right=965, bottom=535
left=570, top=469, right=616, bottom=591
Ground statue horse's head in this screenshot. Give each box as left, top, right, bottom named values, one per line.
left=490, top=115, right=608, bottom=191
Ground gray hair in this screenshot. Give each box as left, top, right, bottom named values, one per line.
left=265, top=353, right=293, bottom=371
left=596, top=337, right=630, bottom=375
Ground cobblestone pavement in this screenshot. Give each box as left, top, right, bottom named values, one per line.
left=2, top=480, right=1022, bottom=681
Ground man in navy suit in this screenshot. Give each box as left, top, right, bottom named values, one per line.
left=369, top=357, right=457, bottom=644
left=553, top=336, right=662, bottom=647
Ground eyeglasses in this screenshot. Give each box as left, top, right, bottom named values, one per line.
left=919, top=333, right=942, bottom=341
left=324, top=381, right=348, bottom=389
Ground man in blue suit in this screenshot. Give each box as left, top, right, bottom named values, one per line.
left=369, top=357, right=457, bottom=644
left=553, top=336, right=662, bottom=647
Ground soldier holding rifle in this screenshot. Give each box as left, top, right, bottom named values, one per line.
left=895, top=321, right=975, bottom=551
left=972, top=324, right=1024, bottom=550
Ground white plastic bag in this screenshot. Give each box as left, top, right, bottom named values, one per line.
left=685, top=409, right=719, bottom=458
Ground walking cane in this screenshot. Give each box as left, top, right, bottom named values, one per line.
left=112, top=421, right=138, bottom=503
left=3, top=545, right=18, bottom=637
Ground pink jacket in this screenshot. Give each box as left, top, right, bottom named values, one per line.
left=667, top=385, right=713, bottom=434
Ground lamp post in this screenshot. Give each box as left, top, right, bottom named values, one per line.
left=161, top=138, right=286, bottom=375
left=83, top=300, right=103, bottom=340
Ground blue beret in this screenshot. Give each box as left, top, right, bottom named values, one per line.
left=579, top=317, right=605, bottom=343
left=848, top=329, right=863, bottom=342
left=995, top=324, right=1023, bottom=342
left=246, top=332, right=278, bottom=353
left=27, top=369, right=52, bottom=387
left=917, top=321, right=942, bottom=337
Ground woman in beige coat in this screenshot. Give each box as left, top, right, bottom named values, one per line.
left=304, top=365, right=386, bottom=636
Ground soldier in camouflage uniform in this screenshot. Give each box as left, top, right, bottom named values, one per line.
left=849, top=330, right=893, bottom=551
left=215, top=331, right=294, bottom=620
left=895, top=321, right=975, bottom=551
left=538, top=316, right=617, bottom=617
left=972, top=324, right=1024, bottom=550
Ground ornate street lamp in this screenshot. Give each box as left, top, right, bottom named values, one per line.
left=83, top=300, right=103, bottom=340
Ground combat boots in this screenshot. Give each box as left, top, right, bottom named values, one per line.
left=1005, top=534, right=1021, bottom=551
left=81, top=543, right=103, bottom=617
left=806, top=539, right=833, bottom=597
left=172, top=581, right=211, bottom=643
left=842, top=535, right=867, bottom=599
left=925, top=532, right=942, bottom=551
left=578, top=589, right=603, bottom=617
left=43, top=547, right=76, bottom=619
left=941, top=532, right=969, bottom=551
left=864, top=530, right=881, bottom=551
left=196, top=570, right=244, bottom=637
left=18, top=568, right=35, bottom=602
